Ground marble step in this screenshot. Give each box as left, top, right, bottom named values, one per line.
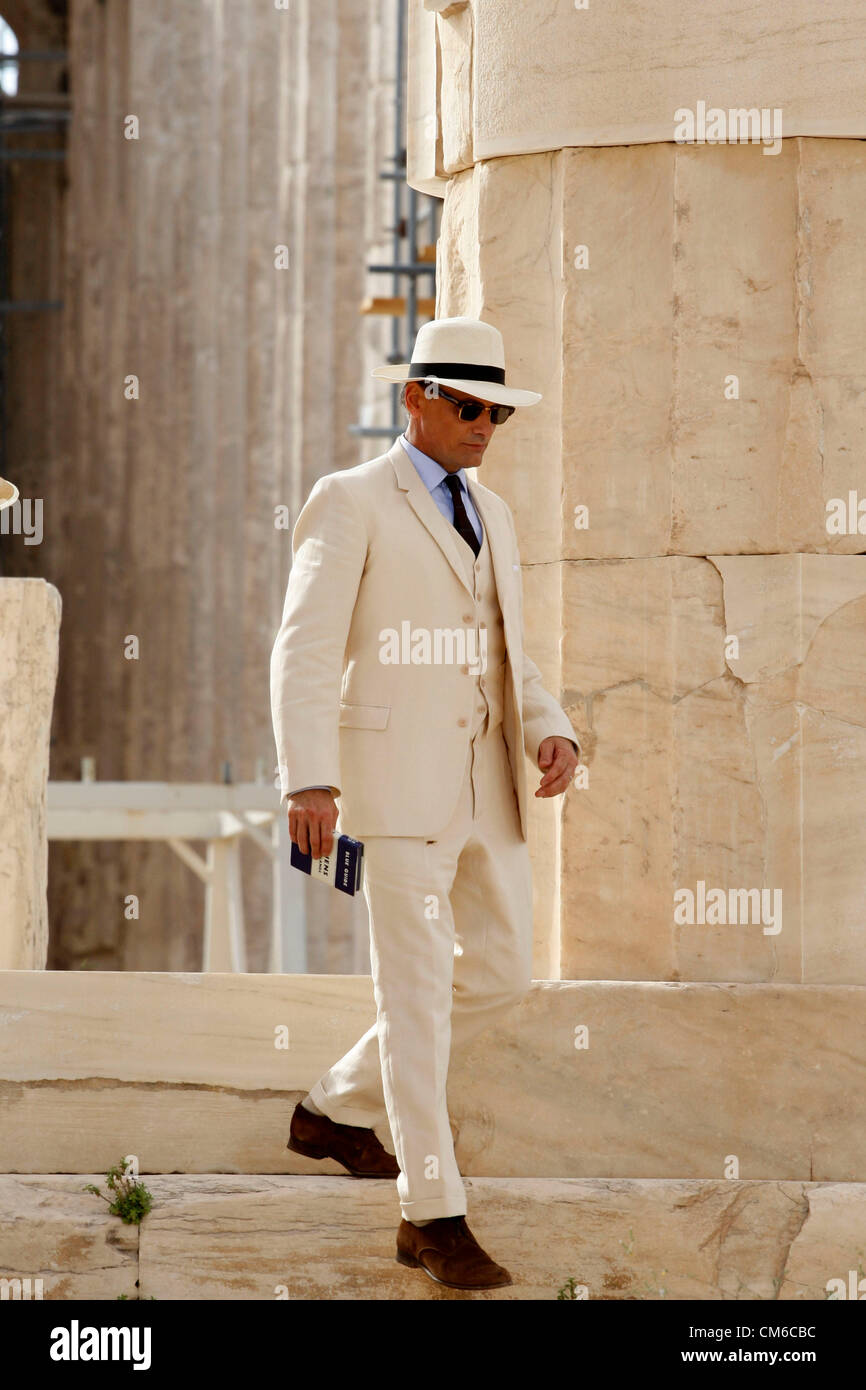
left=0, top=1174, right=863, bottom=1301
left=2, top=971, right=865, bottom=1180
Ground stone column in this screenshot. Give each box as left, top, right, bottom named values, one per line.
left=0, top=0, right=406, bottom=972
left=0, top=580, right=61, bottom=968
left=408, top=0, right=866, bottom=983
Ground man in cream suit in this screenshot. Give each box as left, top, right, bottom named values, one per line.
left=270, top=317, right=581, bottom=1291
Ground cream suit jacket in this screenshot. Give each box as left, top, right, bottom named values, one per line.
left=270, top=436, right=581, bottom=839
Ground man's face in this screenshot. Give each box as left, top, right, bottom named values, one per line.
left=403, top=381, right=501, bottom=472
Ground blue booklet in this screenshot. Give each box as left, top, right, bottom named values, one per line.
left=290, top=833, right=365, bottom=896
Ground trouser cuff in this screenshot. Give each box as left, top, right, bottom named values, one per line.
left=399, top=1194, right=467, bottom=1222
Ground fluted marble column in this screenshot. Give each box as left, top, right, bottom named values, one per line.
left=0, top=0, right=399, bottom=971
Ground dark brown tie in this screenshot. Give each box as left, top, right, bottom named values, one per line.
left=442, top=473, right=481, bottom=558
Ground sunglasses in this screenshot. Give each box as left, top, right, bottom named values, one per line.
left=426, top=382, right=515, bottom=425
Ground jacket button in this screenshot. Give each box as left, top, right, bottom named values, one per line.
left=457, top=717, right=468, bottom=727
left=462, top=613, right=472, bottom=622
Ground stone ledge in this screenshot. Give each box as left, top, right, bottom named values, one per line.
left=0, top=1175, right=863, bottom=1301
left=409, top=1, right=866, bottom=185
left=2, top=973, right=866, bottom=1181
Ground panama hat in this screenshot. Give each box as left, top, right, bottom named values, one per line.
left=0, top=476, right=17, bottom=511
left=371, top=315, right=542, bottom=408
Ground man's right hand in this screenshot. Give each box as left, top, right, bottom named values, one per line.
left=288, top=789, right=338, bottom=859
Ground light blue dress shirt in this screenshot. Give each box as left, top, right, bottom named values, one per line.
left=398, top=432, right=484, bottom=548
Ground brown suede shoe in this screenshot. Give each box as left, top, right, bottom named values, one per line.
left=286, top=1099, right=399, bottom=1178
left=396, top=1216, right=512, bottom=1290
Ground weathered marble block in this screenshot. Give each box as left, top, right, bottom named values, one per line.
left=410, top=0, right=866, bottom=189
left=1, top=1174, right=864, bottom=1300
left=0, top=1175, right=137, bottom=1301
left=562, top=554, right=866, bottom=983
left=438, top=141, right=866, bottom=562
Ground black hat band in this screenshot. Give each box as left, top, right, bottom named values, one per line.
left=408, top=361, right=506, bottom=384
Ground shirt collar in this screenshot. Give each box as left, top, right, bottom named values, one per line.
left=398, top=432, right=469, bottom=497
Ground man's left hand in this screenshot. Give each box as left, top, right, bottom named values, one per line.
left=535, top=736, right=579, bottom=797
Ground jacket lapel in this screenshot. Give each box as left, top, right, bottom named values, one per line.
left=389, top=439, right=474, bottom=599
left=463, top=475, right=515, bottom=643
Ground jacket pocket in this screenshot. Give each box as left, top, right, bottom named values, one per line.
left=338, top=701, right=391, bottom=730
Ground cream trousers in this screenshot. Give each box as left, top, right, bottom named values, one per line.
left=308, top=725, right=534, bottom=1221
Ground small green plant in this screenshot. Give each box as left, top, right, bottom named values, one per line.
left=84, top=1157, right=153, bottom=1225
left=556, top=1276, right=581, bottom=1300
